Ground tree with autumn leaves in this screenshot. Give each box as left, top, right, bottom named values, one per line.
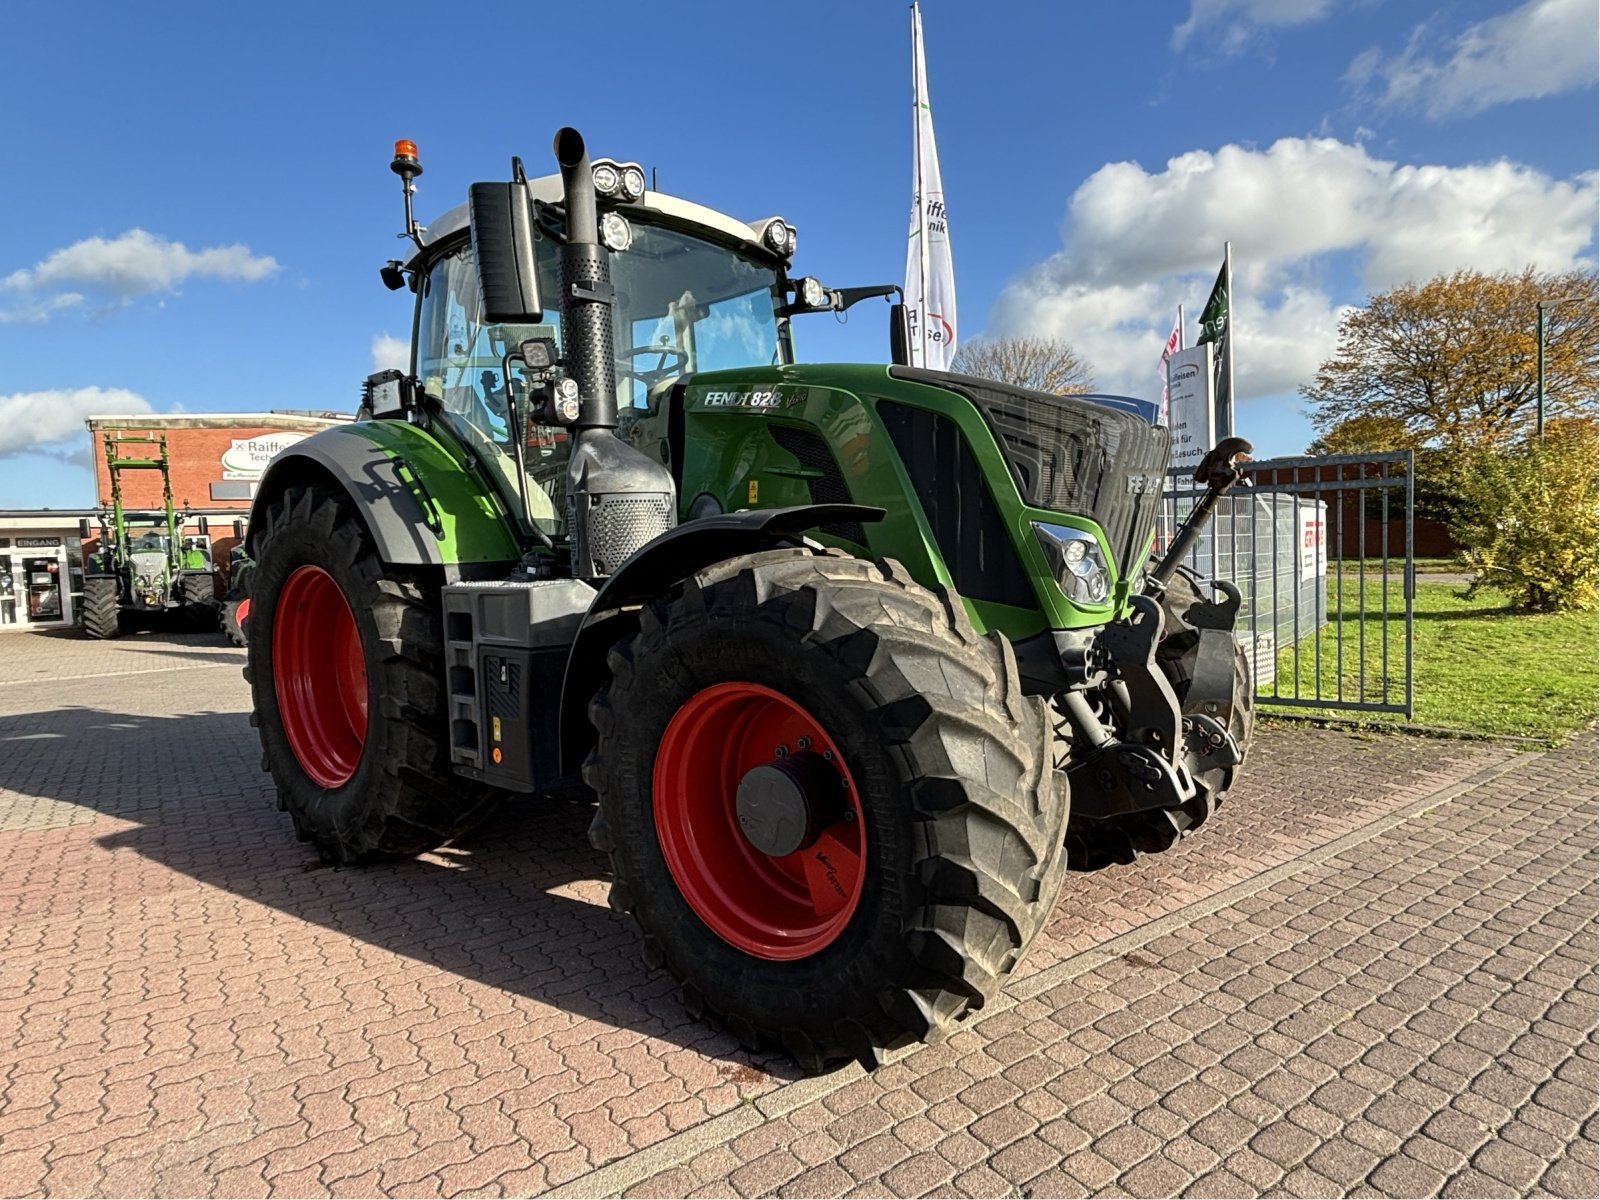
left=1303, top=268, right=1597, bottom=612
left=1304, top=268, right=1596, bottom=449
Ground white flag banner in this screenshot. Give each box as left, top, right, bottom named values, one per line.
left=1157, top=309, right=1182, bottom=425
left=905, top=2, right=956, bottom=370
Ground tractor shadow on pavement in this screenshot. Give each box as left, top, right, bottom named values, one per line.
left=0, top=702, right=796, bottom=1075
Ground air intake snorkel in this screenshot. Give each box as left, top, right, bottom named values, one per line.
left=553, top=127, right=677, bottom=578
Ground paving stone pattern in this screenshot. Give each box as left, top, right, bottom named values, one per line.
left=0, top=629, right=1593, bottom=1198
left=622, top=732, right=1599, bottom=1200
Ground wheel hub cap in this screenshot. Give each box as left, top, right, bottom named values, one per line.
left=735, top=752, right=843, bottom=858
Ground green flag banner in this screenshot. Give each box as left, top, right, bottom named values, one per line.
left=1197, top=261, right=1228, bottom=344
left=1195, top=258, right=1230, bottom=440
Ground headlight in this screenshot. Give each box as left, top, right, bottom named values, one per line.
left=620, top=164, right=646, bottom=201
left=1033, top=522, right=1111, bottom=605
left=592, top=162, right=620, bottom=197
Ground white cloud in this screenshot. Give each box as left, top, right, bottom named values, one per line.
left=2, top=229, right=278, bottom=321
left=1171, top=0, right=1336, bottom=52
left=0, top=292, right=84, bottom=324
left=0, top=387, right=152, bottom=459
left=1349, top=0, right=1598, bottom=118
left=371, top=332, right=409, bottom=373
left=986, top=137, right=1596, bottom=407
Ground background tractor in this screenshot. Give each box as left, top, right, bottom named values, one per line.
left=243, top=130, right=1254, bottom=1070
left=82, top=433, right=223, bottom=639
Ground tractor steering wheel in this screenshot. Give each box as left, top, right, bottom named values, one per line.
left=616, top=344, right=689, bottom=391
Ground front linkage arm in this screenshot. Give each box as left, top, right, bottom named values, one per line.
left=1065, top=438, right=1255, bottom=832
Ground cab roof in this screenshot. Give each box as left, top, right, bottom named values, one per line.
left=407, top=172, right=786, bottom=270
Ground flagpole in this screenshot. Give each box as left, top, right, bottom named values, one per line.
left=1178, top=303, right=1185, bottom=352
left=911, top=3, right=931, bottom=368
left=1222, top=240, right=1234, bottom=439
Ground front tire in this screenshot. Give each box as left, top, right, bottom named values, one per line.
left=179, top=571, right=219, bottom=631
left=586, top=549, right=1070, bottom=1071
left=245, top=484, right=499, bottom=862
left=81, top=576, right=121, bottom=640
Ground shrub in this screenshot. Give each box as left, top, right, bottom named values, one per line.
left=1451, top=418, right=1599, bottom=613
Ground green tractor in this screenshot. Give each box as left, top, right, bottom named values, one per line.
left=244, top=130, right=1254, bottom=1070
left=82, top=433, right=222, bottom=639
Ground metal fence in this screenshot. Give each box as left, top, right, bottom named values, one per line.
left=1159, top=451, right=1415, bottom=717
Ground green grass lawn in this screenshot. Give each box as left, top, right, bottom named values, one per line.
left=1259, top=579, right=1597, bottom=742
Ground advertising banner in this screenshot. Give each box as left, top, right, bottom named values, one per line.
left=1166, top=343, right=1214, bottom=478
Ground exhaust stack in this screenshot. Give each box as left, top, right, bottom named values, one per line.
left=553, top=127, right=617, bottom=430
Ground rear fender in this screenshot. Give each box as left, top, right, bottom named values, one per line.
left=557, top=503, right=885, bottom=776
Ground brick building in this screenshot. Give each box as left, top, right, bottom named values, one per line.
left=1, top=412, right=345, bottom=631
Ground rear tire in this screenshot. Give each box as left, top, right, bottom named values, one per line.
left=222, top=563, right=252, bottom=648
left=81, top=576, right=121, bottom=640
left=222, top=594, right=250, bottom=647
left=245, top=484, right=500, bottom=863
left=586, top=549, right=1070, bottom=1071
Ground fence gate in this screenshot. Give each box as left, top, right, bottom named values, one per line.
left=1159, top=451, right=1415, bottom=718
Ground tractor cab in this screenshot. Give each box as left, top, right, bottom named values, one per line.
left=392, top=167, right=804, bottom=543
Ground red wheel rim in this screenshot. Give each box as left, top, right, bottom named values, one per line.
left=653, top=682, right=866, bottom=960
left=236, top=596, right=251, bottom=627
left=273, top=565, right=368, bottom=788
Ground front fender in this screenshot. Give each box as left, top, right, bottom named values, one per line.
left=246, top=422, right=520, bottom=570
left=557, top=502, right=885, bottom=776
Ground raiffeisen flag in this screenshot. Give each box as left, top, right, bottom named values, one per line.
left=905, top=2, right=956, bottom=370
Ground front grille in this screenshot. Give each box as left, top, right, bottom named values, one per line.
left=888, top=367, right=1171, bottom=576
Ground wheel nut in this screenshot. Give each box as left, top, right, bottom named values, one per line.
left=797, top=736, right=811, bottom=750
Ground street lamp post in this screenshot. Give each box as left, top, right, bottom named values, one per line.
left=1536, top=300, right=1547, bottom=441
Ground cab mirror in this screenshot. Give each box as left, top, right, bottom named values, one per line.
left=470, top=182, right=544, bottom=324
left=890, top=303, right=911, bottom=366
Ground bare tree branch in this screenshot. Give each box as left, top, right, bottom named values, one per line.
left=952, top=336, right=1095, bottom=395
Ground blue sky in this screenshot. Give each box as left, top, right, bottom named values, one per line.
left=2, top=0, right=1595, bottom=508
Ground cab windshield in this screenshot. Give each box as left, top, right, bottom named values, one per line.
left=415, top=221, right=784, bottom=536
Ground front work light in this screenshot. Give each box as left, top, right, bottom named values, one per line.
left=1033, top=522, right=1111, bottom=605
left=762, top=218, right=796, bottom=257
left=600, top=211, right=633, bottom=253
left=592, top=162, right=620, bottom=197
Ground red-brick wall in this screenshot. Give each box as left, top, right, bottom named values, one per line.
left=89, top=423, right=308, bottom=511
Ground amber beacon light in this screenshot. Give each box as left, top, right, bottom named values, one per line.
left=390, top=139, right=422, bottom=179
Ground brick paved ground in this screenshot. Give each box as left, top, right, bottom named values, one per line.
left=0, top=628, right=1594, bottom=1198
